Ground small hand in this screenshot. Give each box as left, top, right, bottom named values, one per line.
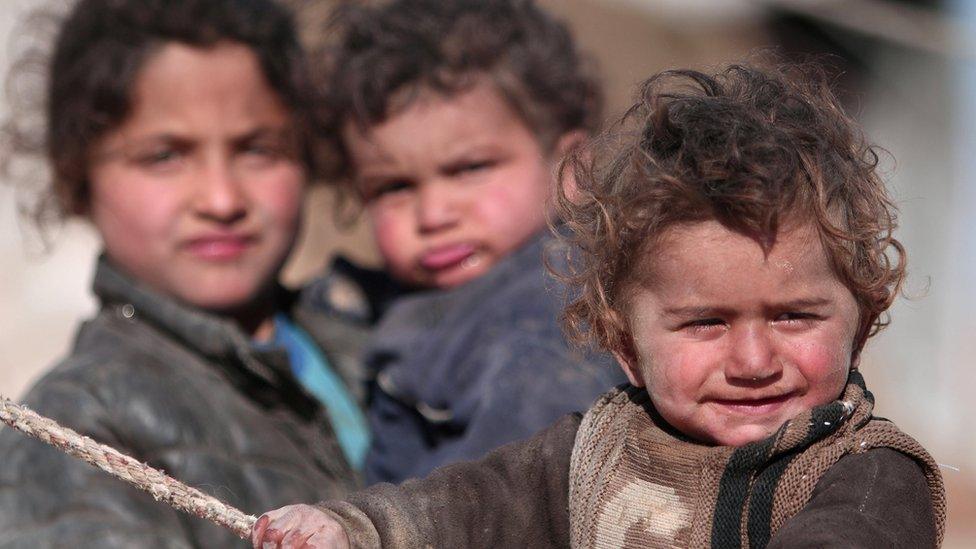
left=251, top=504, right=351, bottom=549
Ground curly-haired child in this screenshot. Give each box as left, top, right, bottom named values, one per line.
left=252, top=62, right=946, bottom=549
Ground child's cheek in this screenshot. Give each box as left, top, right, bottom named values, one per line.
left=789, top=337, right=851, bottom=399
left=643, top=349, right=716, bottom=441
left=473, top=168, right=549, bottom=246
left=251, top=171, right=305, bottom=232
left=370, top=212, right=396, bottom=249
left=649, top=340, right=714, bottom=406
left=368, top=206, right=415, bottom=274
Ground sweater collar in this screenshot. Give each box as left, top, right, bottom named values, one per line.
left=622, top=370, right=874, bottom=462
left=570, top=372, right=880, bottom=549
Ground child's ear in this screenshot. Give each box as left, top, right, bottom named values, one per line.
left=553, top=130, right=587, bottom=159
left=611, top=332, right=647, bottom=388
left=551, top=130, right=588, bottom=203
left=849, top=315, right=872, bottom=371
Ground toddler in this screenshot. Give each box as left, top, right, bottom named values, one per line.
left=319, top=0, right=622, bottom=484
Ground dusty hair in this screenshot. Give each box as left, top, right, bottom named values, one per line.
left=555, top=62, right=905, bottom=356
left=0, top=0, right=314, bottom=231
left=317, top=0, right=603, bottom=188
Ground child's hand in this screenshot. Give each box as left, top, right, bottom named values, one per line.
left=251, top=504, right=350, bottom=549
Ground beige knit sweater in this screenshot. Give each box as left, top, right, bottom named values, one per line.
left=568, top=371, right=946, bottom=548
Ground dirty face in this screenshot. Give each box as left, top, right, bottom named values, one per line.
left=344, top=83, right=557, bottom=289
left=89, top=42, right=305, bottom=331
left=616, top=221, right=860, bottom=446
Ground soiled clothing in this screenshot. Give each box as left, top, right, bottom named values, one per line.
left=362, top=233, right=623, bottom=484
left=0, top=258, right=368, bottom=548
left=319, top=373, right=944, bottom=549
left=567, top=372, right=945, bottom=548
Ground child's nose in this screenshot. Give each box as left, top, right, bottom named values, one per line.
left=725, top=324, right=781, bottom=383
left=193, top=159, right=247, bottom=222
left=416, top=182, right=459, bottom=232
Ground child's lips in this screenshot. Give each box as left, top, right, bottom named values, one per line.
left=183, top=234, right=256, bottom=261
left=419, top=242, right=477, bottom=272
left=709, top=392, right=797, bottom=415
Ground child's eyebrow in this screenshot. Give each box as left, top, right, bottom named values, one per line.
left=352, top=151, right=401, bottom=175
left=356, top=170, right=407, bottom=185
left=662, top=306, right=733, bottom=319
left=775, top=297, right=832, bottom=309
left=662, top=298, right=832, bottom=318
left=230, top=126, right=295, bottom=143
left=91, top=134, right=191, bottom=161
left=106, top=125, right=293, bottom=149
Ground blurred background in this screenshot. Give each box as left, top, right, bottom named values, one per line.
left=1, top=0, right=973, bottom=544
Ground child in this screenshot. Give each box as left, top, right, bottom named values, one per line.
left=252, top=63, right=946, bottom=548
left=0, top=0, right=368, bottom=546
left=319, top=0, right=622, bottom=484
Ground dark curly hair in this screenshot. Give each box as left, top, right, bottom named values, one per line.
left=556, top=62, right=905, bottom=356
left=1, top=0, right=314, bottom=226
left=318, top=0, right=603, bottom=186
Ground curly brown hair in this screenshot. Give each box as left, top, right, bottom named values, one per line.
left=317, top=0, right=603, bottom=186
left=1, top=0, right=314, bottom=229
left=556, top=62, right=905, bottom=356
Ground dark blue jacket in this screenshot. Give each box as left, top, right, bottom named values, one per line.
left=364, top=232, right=623, bottom=484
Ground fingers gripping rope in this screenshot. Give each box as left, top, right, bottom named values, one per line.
left=0, top=397, right=257, bottom=539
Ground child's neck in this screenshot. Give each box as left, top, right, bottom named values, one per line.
left=226, top=288, right=280, bottom=342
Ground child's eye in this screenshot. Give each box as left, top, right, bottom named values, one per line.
left=135, top=148, right=183, bottom=169
left=240, top=139, right=292, bottom=163
left=364, top=179, right=413, bottom=201
left=242, top=143, right=277, bottom=158
left=447, top=159, right=496, bottom=177
left=774, top=312, right=819, bottom=328
left=681, top=318, right=727, bottom=335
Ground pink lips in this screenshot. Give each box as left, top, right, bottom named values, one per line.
left=710, top=392, right=796, bottom=416
left=419, top=242, right=477, bottom=271
left=183, top=234, right=255, bottom=261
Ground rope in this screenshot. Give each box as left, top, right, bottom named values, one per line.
left=0, top=397, right=256, bottom=540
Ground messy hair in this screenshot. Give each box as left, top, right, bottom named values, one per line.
left=556, top=62, right=905, bottom=355
left=1, top=0, right=313, bottom=228
left=319, top=0, right=603, bottom=185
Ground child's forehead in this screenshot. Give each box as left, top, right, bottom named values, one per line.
left=99, top=43, right=293, bottom=146
left=632, top=220, right=840, bottom=292
left=343, top=81, right=544, bottom=169
left=367, top=80, right=525, bottom=132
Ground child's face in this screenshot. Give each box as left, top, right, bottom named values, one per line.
left=88, top=42, right=305, bottom=317
left=343, top=83, right=558, bottom=289
left=617, top=220, right=860, bottom=447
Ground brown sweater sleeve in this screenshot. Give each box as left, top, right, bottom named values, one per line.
left=767, top=447, right=938, bottom=548
left=318, top=413, right=581, bottom=549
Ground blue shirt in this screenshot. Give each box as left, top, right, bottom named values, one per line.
left=273, top=313, right=370, bottom=469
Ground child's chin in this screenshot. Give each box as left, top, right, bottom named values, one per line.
left=707, top=424, right=779, bottom=447
left=170, top=276, right=269, bottom=315
left=429, top=263, right=492, bottom=289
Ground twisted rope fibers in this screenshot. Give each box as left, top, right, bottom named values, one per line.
left=0, top=397, right=256, bottom=539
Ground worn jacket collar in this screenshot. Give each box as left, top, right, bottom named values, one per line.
left=91, top=255, right=319, bottom=416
